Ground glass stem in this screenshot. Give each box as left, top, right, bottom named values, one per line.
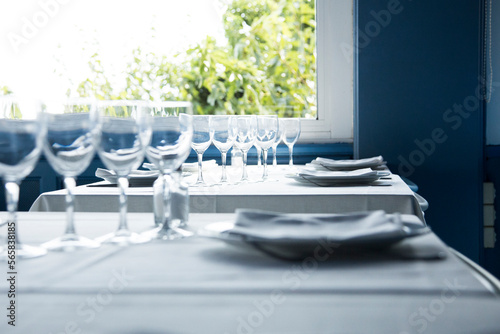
left=5, top=181, right=21, bottom=247
left=196, top=152, right=204, bottom=184
left=220, top=151, right=228, bottom=182
left=262, top=149, right=269, bottom=180
left=273, top=146, right=277, bottom=166
left=160, top=173, right=172, bottom=232
left=117, top=177, right=129, bottom=232
left=289, top=145, right=294, bottom=167
left=242, top=150, right=249, bottom=181
left=64, top=177, right=77, bottom=235
left=257, top=146, right=262, bottom=166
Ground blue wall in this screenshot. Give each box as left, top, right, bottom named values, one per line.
left=483, top=0, right=500, bottom=280
left=485, top=0, right=500, bottom=144
left=356, top=0, right=486, bottom=265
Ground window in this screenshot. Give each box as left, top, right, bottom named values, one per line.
left=304, top=0, right=353, bottom=143
left=0, top=0, right=353, bottom=143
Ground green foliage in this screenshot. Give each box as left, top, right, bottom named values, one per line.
left=102, top=106, right=132, bottom=117
left=9, top=105, right=22, bottom=119
left=77, top=52, right=115, bottom=100
left=0, top=86, right=22, bottom=119
left=77, top=0, right=316, bottom=118
left=0, top=86, right=12, bottom=96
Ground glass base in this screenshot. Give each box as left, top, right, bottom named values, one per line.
left=142, top=226, right=193, bottom=241
left=42, top=234, right=101, bottom=252
left=211, top=180, right=232, bottom=187
left=0, top=244, right=47, bottom=260
left=189, top=180, right=215, bottom=187
left=234, top=178, right=257, bottom=185
left=96, top=229, right=151, bottom=245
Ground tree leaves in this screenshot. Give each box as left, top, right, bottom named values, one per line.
left=77, top=0, right=316, bottom=118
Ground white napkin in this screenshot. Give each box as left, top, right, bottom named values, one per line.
left=231, top=209, right=407, bottom=243
left=313, top=156, right=385, bottom=170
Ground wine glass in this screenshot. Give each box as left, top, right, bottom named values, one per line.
left=281, top=118, right=301, bottom=167
left=95, top=100, right=152, bottom=245
left=41, top=98, right=100, bottom=251
left=191, top=115, right=213, bottom=185
left=255, top=115, right=278, bottom=181
left=271, top=119, right=285, bottom=167
left=210, top=115, right=237, bottom=184
left=234, top=115, right=257, bottom=182
left=144, top=110, right=193, bottom=240
left=0, top=96, right=47, bottom=259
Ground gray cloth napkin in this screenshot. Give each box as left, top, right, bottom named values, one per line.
left=313, top=155, right=385, bottom=170
left=231, top=209, right=411, bottom=244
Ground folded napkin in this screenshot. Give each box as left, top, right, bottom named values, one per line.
left=231, top=209, right=415, bottom=244
left=312, top=155, right=385, bottom=170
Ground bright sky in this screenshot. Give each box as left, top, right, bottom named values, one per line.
left=0, top=0, right=227, bottom=99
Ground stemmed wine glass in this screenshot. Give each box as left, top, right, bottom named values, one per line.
left=0, top=96, right=47, bottom=259
left=41, top=99, right=100, bottom=251
left=234, top=115, right=256, bottom=182
left=255, top=115, right=278, bottom=181
left=281, top=118, right=301, bottom=167
left=95, top=100, right=152, bottom=245
left=271, top=119, right=284, bottom=167
left=210, top=115, right=237, bottom=184
left=191, top=115, right=212, bottom=185
left=144, top=109, right=193, bottom=240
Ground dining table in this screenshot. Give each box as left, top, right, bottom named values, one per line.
left=0, top=211, right=499, bottom=333
left=29, top=165, right=426, bottom=222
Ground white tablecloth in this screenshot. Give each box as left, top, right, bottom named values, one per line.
left=0, top=212, right=499, bottom=333
left=30, top=166, right=425, bottom=221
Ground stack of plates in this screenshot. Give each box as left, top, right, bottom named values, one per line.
left=199, top=209, right=431, bottom=260
left=288, top=167, right=390, bottom=186
left=143, top=160, right=218, bottom=173
left=95, top=168, right=159, bottom=187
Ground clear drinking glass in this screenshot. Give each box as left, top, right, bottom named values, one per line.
left=41, top=99, right=100, bottom=251
left=210, top=115, right=237, bottom=183
left=0, top=96, right=47, bottom=259
left=282, top=118, right=301, bottom=167
left=95, top=100, right=152, bottom=245
left=234, top=115, right=257, bottom=182
left=144, top=110, right=193, bottom=240
left=271, top=119, right=285, bottom=167
left=191, top=115, right=213, bottom=185
left=255, top=115, right=278, bottom=181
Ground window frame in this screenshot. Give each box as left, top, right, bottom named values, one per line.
left=299, top=0, right=353, bottom=144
